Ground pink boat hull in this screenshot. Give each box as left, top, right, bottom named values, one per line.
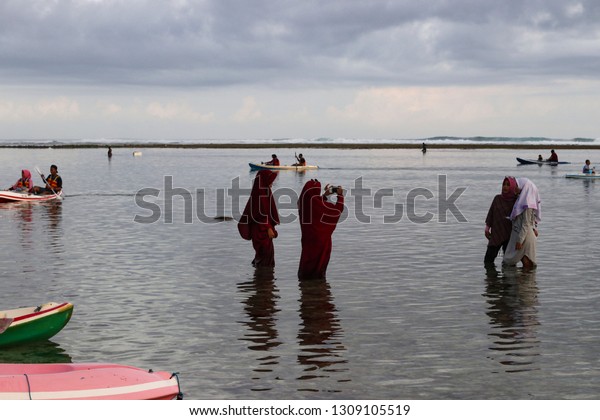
left=0, top=363, right=182, bottom=400
left=0, top=190, right=63, bottom=203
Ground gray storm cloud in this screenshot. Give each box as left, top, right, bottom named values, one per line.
left=1, top=0, right=599, bottom=88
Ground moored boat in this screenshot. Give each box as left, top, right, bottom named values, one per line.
left=0, top=363, right=182, bottom=400
left=0, top=302, right=73, bottom=348
left=516, top=157, right=570, bottom=165
left=249, top=162, right=319, bottom=171
left=565, top=173, right=600, bottom=179
left=0, top=190, right=64, bottom=203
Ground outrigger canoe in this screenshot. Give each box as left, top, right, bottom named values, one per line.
left=0, top=190, right=63, bottom=203
left=516, top=157, right=570, bottom=165
left=249, top=162, right=319, bottom=171
left=0, top=302, right=73, bottom=348
left=565, top=173, right=600, bottom=179
left=0, top=363, right=182, bottom=400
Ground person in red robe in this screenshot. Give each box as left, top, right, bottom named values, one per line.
left=264, top=154, right=280, bottom=166
left=238, top=170, right=280, bottom=267
left=297, top=179, right=345, bottom=280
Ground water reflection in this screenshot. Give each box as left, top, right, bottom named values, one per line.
left=237, top=267, right=281, bottom=391
left=0, top=340, right=72, bottom=364
left=297, top=279, right=349, bottom=392
left=16, top=204, right=34, bottom=251
left=484, top=265, right=540, bottom=373
left=43, top=201, right=63, bottom=252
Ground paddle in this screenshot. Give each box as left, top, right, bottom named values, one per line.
left=34, top=166, right=63, bottom=200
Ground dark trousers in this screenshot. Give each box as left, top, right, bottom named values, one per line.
left=484, top=241, right=509, bottom=264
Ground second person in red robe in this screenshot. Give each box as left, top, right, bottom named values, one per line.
left=297, top=179, right=345, bottom=280
left=238, top=170, right=280, bottom=267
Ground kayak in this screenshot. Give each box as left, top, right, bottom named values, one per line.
left=565, top=173, right=600, bottom=179
left=0, top=302, right=74, bottom=348
left=249, top=162, right=319, bottom=171
left=516, top=157, right=570, bottom=165
left=0, top=190, right=64, bottom=203
left=0, top=363, right=182, bottom=400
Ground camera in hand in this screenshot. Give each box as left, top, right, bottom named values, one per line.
left=331, top=186, right=340, bottom=194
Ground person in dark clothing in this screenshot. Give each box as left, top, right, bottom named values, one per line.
left=484, top=177, right=518, bottom=265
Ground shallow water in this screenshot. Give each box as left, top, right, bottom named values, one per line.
left=1, top=147, right=600, bottom=399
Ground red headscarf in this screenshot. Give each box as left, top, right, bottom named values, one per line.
left=298, top=179, right=343, bottom=236
left=238, top=170, right=280, bottom=240
left=501, top=176, right=518, bottom=201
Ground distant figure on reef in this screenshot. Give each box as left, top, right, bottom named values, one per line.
left=537, top=154, right=544, bottom=162
left=547, top=149, right=558, bottom=162
left=238, top=170, right=280, bottom=267
left=583, top=160, right=595, bottom=174
left=297, top=179, right=345, bottom=280
left=293, top=153, right=306, bottom=167
left=108, top=146, right=113, bottom=159
left=7, top=169, right=34, bottom=193
left=264, top=154, right=279, bottom=166
left=32, top=165, right=62, bottom=195
left=484, top=177, right=518, bottom=265
left=503, top=178, right=540, bottom=270
left=422, top=143, right=427, bottom=153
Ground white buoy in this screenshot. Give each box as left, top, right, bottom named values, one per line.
left=133, top=151, right=142, bottom=157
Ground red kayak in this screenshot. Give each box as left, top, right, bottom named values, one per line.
left=0, top=363, right=182, bottom=400
left=0, top=190, right=63, bottom=203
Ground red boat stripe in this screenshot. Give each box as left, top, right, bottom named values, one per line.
left=13, top=303, right=70, bottom=322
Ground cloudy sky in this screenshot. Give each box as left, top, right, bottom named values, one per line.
left=1, top=0, right=599, bottom=140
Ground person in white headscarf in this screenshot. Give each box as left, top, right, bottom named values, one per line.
left=503, top=178, right=540, bottom=269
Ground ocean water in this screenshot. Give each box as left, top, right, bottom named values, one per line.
left=1, top=147, right=600, bottom=399
left=1, top=135, right=599, bottom=147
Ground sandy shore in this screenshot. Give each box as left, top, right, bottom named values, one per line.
left=1, top=143, right=599, bottom=150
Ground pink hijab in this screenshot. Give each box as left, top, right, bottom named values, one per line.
left=11, top=169, right=33, bottom=191
left=501, top=176, right=518, bottom=201
left=510, top=178, right=541, bottom=222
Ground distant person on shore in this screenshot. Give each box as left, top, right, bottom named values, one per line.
left=264, top=154, right=280, bottom=166
left=537, top=154, right=543, bottom=162
left=108, top=146, right=112, bottom=158
left=547, top=149, right=558, bottom=162
left=422, top=143, right=427, bottom=153
left=297, top=179, right=345, bottom=280
left=583, top=160, right=595, bottom=174
left=293, top=153, right=307, bottom=167
left=238, top=170, right=280, bottom=267
left=484, top=177, right=518, bottom=265
left=7, top=169, right=34, bottom=193
left=503, top=178, right=540, bottom=270
left=32, top=165, right=62, bottom=195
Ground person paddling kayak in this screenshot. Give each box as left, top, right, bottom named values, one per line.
left=32, top=164, right=62, bottom=195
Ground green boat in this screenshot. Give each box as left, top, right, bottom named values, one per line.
left=0, top=302, right=74, bottom=348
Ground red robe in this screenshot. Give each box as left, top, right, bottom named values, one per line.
left=297, top=180, right=344, bottom=279
left=238, top=170, right=280, bottom=267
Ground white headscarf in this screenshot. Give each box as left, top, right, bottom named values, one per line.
left=510, top=178, right=541, bottom=222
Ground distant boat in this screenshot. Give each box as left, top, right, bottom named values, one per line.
left=133, top=151, right=142, bottom=156
left=516, top=157, right=570, bottom=165
left=565, top=173, right=600, bottom=179
left=0, top=363, right=182, bottom=400
left=0, top=302, right=73, bottom=348
left=249, top=162, right=318, bottom=171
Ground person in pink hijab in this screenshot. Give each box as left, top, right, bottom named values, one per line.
left=297, top=179, right=345, bottom=280
left=238, top=170, right=280, bottom=267
left=503, top=178, right=541, bottom=269
left=484, top=177, right=518, bottom=265
left=8, top=169, right=34, bottom=193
